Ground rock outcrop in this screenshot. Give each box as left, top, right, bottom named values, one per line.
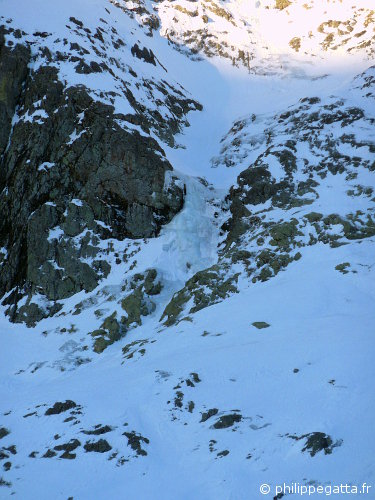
left=161, top=67, right=375, bottom=325
left=0, top=26, right=189, bottom=325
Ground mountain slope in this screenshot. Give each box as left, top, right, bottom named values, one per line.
left=0, top=0, right=374, bottom=498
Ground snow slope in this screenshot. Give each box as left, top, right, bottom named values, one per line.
left=1, top=0, right=375, bottom=498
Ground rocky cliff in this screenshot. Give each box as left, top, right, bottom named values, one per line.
left=0, top=13, right=200, bottom=324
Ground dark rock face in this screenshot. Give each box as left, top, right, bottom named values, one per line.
left=0, top=428, right=10, bottom=440
left=131, top=43, right=156, bottom=65
left=45, top=400, right=77, bottom=415
left=54, top=439, right=81, bottom=453
left=0, top=31, right=185, bottom=325
left=200, top=408, right=218, bottom=423
left=84, top=439, right=112, bottom=453
left=81, top=425, right=112, bottom=436
left=212, top=413, right=242, bottom=429
left=123, top=431, right=149, bottom=456
left=302, top=432, right=333, bottom=457
left=287, top=431, right=340, bottom=457
left=0, top=29, right=30, bottom=155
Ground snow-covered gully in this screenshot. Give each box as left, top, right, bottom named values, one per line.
left=0, top=0, right=374, bottom=498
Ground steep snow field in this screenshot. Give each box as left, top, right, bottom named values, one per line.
left=1, top=0, right=375, bottom=498
left=2, top=243, right=374, bottom=499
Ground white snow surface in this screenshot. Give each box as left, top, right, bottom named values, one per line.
left=0, top=0, right=375, bottom=498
